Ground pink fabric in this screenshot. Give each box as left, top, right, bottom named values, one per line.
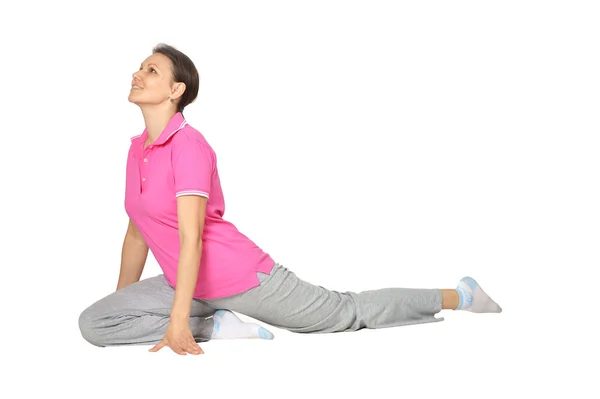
left=125, top=112, right=274, bottom=299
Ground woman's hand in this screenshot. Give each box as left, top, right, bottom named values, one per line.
left=149, top=318, right=204, bottom=355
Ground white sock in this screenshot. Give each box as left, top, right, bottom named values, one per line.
left=455, top=276, right=502, bottom=313
left=210, top=310, right=275, bottom=340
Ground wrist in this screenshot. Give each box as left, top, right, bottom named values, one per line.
left=170, top=311, right=190, bottom=322
left=170, top=310, right=190, bottom=320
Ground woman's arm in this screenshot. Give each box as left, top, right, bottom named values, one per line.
left=149, top=137, right=213, bottom=355
left=116, top=219, right=149, bottom=291
left=170, top=195, right=208, bottom=321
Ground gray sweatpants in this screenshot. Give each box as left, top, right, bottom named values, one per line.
left=79, top=263, right=443, bottom=347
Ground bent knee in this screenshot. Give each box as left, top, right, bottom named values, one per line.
left=78, top=308, right=106, bottom=347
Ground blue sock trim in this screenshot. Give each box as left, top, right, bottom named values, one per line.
left=465, top=291, right=473, bottom=308
left=212, top=310, right=227, bottom=334
left=258, top=327, right=274, bottom=340
left=461, top=276, right=478, bottom=291
left=456, top=288, right=463, bottom=310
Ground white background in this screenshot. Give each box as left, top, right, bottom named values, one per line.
left=1, top=0, right=598, bottom=397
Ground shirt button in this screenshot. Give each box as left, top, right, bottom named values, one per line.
left=142, top=177, right=146, bottom=182
left=143, top=158, right=148, bottom=162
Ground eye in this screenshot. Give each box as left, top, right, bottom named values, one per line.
left=150, top=68, right=157, bottom=74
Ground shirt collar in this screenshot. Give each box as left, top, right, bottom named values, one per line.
left=130, top=112, right=188, bottom=147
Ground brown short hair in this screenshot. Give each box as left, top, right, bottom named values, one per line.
left=152, top=43, right=200, bottom=113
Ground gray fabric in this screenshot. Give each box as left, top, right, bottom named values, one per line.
left=203, top=263, right=444, bottom=333
left=78, top=275, right=215, bottom=347
left=79, top=262, right=444, bottom=347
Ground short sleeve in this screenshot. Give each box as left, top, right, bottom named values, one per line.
left=172, top=139, right=214, bottom=199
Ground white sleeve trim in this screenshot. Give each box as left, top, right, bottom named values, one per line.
left=176, top=190, right=209, bottom=198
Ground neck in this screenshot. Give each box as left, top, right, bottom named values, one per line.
left=140, top=106, right=178, bottom=144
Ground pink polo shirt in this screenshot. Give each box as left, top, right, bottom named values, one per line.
left=124, top=112, right=275, bottom=299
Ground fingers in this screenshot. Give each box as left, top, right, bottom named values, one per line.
left=184, top=337, right=203, bottom=355
left=171, top=342, right=200, bottom=355
left=174, top=347, right=188, bottom=356
left=149, top=339, right=186, bottom=355
left=149, top=336, right=204, bottom=355
left=149, top=339, right=167, bottom=352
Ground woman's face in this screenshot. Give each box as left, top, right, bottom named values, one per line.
left=128, top=53, right=180, bottom=108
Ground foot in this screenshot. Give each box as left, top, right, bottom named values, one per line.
left=454, top=277, right=502, bottom=313
left=210, top=310, right=275, bottom=340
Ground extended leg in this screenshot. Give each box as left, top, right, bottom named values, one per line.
left=204, top=263, right=445, bottom=333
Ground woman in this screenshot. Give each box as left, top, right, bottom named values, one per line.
left=78, top=43, right=502, bottom=356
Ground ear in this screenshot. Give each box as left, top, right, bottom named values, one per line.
left=171, top=82, right=187, bottom=101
